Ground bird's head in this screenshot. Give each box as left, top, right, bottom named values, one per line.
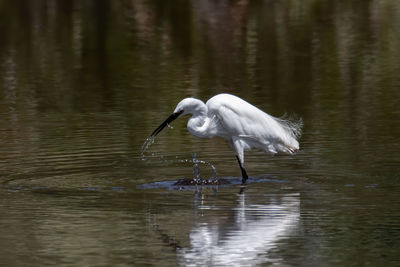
left=151, top=97, right=205, bottom=137
left=174, top=97, right=205, bottom=116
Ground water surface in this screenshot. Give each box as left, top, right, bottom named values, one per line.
left=0, top=0, right=399, bottom=266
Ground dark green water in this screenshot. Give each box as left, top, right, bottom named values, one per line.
left=1, top=1, right=399, bottom=266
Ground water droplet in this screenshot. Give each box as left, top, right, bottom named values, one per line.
left=192, top=153, right=201, bottom=180
left=141, top=136, right=155, bottom=159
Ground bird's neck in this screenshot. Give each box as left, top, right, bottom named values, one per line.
left=187, top=107, right=212, bottom=138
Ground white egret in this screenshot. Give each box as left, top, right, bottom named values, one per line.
left=150, top=93, right=302, bottom=184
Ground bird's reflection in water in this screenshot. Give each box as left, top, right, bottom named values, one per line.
left=178, top=189, right=300, bottom=266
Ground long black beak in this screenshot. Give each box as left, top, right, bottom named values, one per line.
left=151, top=110, right=183, bottom=137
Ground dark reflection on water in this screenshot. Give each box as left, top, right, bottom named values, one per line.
left=1, top=0, right=400, bottom=266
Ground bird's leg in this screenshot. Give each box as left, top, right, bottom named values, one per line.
left=231, top=138, right=248, bottom=184
left=236, top=156, right=248, bottom=184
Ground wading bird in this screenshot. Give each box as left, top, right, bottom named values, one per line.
left=150, top=93, right=302, bottom=184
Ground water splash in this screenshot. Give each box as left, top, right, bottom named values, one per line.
left=141, top=136, right=217, bottom=179
left=192, top=153, right=201, bottom=182
left=141, top=136, right=155, bottom=159
left=179, top=154, right=217, bottom=180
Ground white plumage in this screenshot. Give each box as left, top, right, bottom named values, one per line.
left=151, top=93, right=302, bottom=183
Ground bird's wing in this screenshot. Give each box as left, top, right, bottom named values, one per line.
left=215, top=104, right=288, bottom=153
left=207, top=94, right=300, bottom=154
left=215, top=104, right=265, bottom=138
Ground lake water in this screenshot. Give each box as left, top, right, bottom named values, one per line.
left=1, top=1, right=399, bottom=266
